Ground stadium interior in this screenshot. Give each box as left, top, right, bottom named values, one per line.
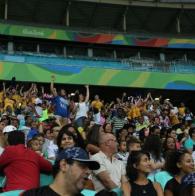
left=0, top=0, right=195, bottom=110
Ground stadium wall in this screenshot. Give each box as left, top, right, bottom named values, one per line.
left=1, top=61, right=195, bottom=90
left=1, top=23, right=195, bottom=49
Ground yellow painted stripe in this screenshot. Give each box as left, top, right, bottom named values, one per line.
left=131, top=72, right=151, bottom=87
left=0, top=62, right=3, bottom=75
left=98, top=69, right=121, bottom=85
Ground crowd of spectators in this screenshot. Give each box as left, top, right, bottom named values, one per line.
left=0, top=75, right=194, bottom=196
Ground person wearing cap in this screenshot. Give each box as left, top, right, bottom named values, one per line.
left=3, top=125, right=17, bottom=142
left=3, top=125, right=17, bottom=134
left=22, top=147, right=100, bottom=196
left=90, top=133, right=130, bottom=195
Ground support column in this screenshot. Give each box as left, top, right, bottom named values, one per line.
left=113, top=50, right=117, bottom=59
left=37, top=44, right=40, bottom=53
left=88, top=48, right=93, bottom=58
left=123, top=7, right=128, bottom=32
left=66, top=2, right=71, bottom=27
left=123, top=14, right=126, bottom=32
left=63, top=46, right=67, bottom=57
left=4, top=0, right=8, bottom=20
left=8, top=41, right=13, bottom=54
left=176, top=16, right=181, bottom=34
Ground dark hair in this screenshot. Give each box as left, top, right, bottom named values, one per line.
left=150, top=126, right=160, bottom=134
left=52, top=158, right=74, bottom=178
left=126, top=150, right=150, bottom=182
left=163, top=136, right=177, bottom=152
left=116, top=128, right=128, bottom=142
left=180, top=185, right=194, bottom=196
left=86, top=124, right=102, bottom=146
left=102, top=123, right=113, bottom=132
left=56, top=125, right=77, bottom=152
left=34, top=133, right=45, bottom=138
left=139, top=127, right=147, bottom=142
left=143, top=135, right=162, bottom=161
left=127, top=136, right=141, bottom=148
left=95, top=189, right=117, bottom=196
left=189, top=127, right=195, bottom=138
left=165, top=150, right=190, bottom=176
left=27, top=138, right=38, bottom=148
left=8, top=131, right=25, bottom=145
left=166, top=128, right=176, bottom=137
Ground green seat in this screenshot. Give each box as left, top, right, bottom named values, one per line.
left=0, top=190, right=23, bottom=196
left=0, top=176, right=5, bottom=188
left=40, top=173, right=53, bottom=186
left=81, top=189, right=96, bottom=196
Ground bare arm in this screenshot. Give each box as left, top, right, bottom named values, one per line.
left=164, top=189, right=174, bottom=196
left=3, top=82, right=10, bottom=98
left=121, top=175, right=131, bottom=196
left=86, top=144, right=100, bottom=154
left=144, top=93, right=150, bottom=103
left=149, top=93, right=154, bottom=102
left=85, top=85, right=89, bottom=103
left=41, top=86, right=45, bottom=98
left=50, top=75, right=57, bottom=96
left=121, top=92, right=127, bottom=104
left=20, top=86, right=24, bottom=96
left=153, top=182, right=164, bottom=196
left=96, top=171, right=118, bottom=190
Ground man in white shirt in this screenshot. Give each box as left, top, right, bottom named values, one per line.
left=90, top=133, right=129, bottom=195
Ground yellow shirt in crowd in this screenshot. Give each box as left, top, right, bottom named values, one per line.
left=91, top=100, right=103, bottom=110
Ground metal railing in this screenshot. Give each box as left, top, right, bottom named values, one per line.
left=1, top=50, right=195, bottom=74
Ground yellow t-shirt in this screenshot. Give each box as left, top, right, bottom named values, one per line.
left=178, top=107, right=185, bottom=116
left=4, top=98, right=14, bottom=111
left=91, top=100, right=103, bottom=110
left=170, top=114, right=180, bottom=125
left=12, top=94, right=22, bottom=107
left=0, top=91, right=4, bottom=103
left=128, top=106, right=141, bottom=119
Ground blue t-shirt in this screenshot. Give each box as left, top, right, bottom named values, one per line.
left=184, top=137, right=195, bottom=150
left=27, top=128, right=39, bottom=140
left=53, top=96, right=69, bottom=118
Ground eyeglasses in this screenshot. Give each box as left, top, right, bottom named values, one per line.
left=107, top=139, right=117, bottom=143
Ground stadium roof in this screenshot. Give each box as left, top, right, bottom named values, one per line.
left=1, top=0, right=195, bottom=35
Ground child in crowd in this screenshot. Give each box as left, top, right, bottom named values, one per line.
left=116, top=140, right=129, bottom=165
left=27, top=137, right=43, bottom=156
left=127, top=136, right=142, bottom=154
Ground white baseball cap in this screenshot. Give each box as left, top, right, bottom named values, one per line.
left=35, top=98, right=42, bottom=105
left=3, top=125, right=17, bottom=133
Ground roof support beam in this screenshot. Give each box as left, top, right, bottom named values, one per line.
left=74, top=0, right=195, bottom=9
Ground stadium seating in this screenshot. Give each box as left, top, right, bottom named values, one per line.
left=0, top=52, right=195, bottom=73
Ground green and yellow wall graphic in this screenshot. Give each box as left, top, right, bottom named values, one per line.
left=0, top=61, right=195, bottom=90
